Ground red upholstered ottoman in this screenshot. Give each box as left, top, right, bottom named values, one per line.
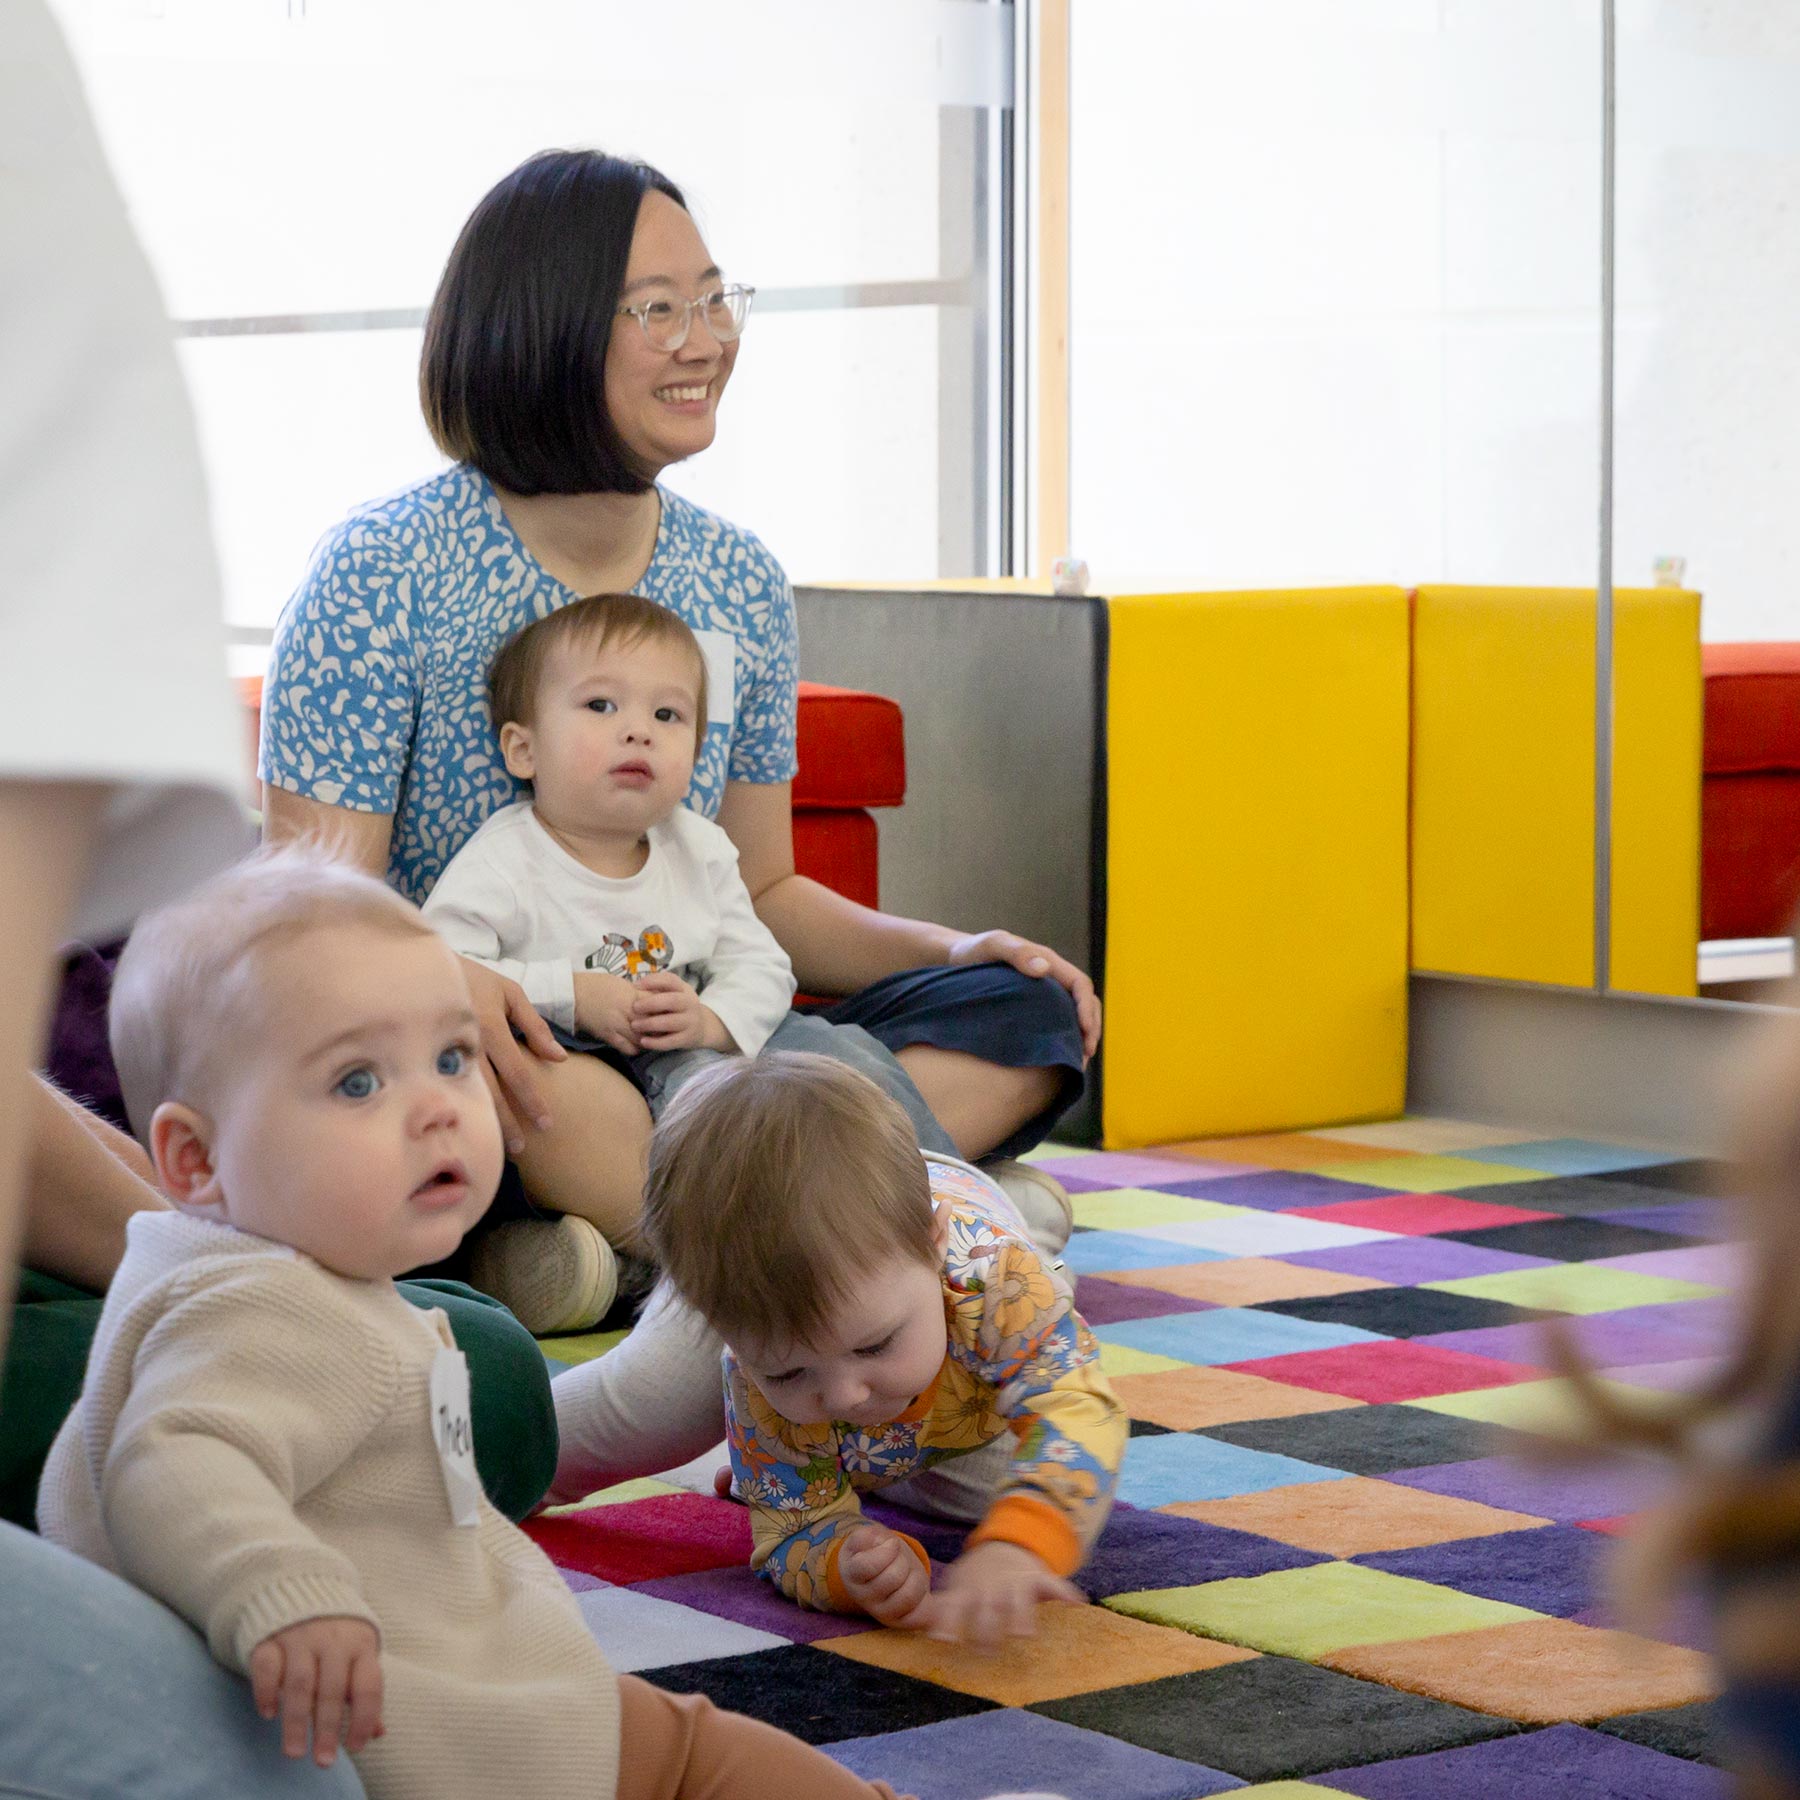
left=1702, top=643, right=1800, bottom=940
left=793, top=680, right=907, bottom=907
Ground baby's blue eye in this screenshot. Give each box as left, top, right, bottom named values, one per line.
left=437, top=1045, right=469, bottom=1077
left=335, top=1067, right=379, bottom=1100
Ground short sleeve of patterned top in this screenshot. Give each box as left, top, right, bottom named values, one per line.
left=259, top=466, right=800, bottom=904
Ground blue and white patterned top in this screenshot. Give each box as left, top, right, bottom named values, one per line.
left=259, top=464, right=799, bottom=903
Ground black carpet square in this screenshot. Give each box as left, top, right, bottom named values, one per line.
left=1592, top=1159, right=1739, bottom=1198
left=1593, top=1699, right=1729, bottom=1765
left=1251, top=1287, right=1553, bottom=1338
left=1033, top=1655, right=1520, bottom=1782
left=1451, top=1175, right=1702, bottom=1218
left=1129, top=1418, right=1172, bottom=1437
left=1439, top=1216, right=1704, bottom=1262
left=641, top=1646, right=994, bottom=1743
left=1198, top=1402, right=1534, bottom=1475
left=1078, top=1502, right=1323, bottom=1599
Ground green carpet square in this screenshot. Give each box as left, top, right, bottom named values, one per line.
left=1407, top=1376, right=1660, bottom=1432
left=1072, top=1189, right=1250, bottom=1232
left=1103, top=1561, right=1543, bottom=1660
left=1423, top=1266, right=1720, bottom=1316
left=1312, top=1155, right=1556, bottom=1193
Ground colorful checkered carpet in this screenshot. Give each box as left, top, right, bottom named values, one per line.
left=528, top=1120, right=1738, bottom=1797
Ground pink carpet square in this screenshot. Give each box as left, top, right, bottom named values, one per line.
left=525, top=1493, right=751, bottom=1582
left=1576, top=1516, right=1636, bottom=1536
left=1225, top=1340, right=1548, bottom=1402
left=1284, top=1192, right=1559, bottom=1235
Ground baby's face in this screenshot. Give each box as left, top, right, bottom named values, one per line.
left=200, top=924, right=504, bottom=1280
left=731, top=1249, right=950, bottom=1429
left=513, top=633, right=702, bottom=838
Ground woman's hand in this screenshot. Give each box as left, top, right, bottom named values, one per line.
left=249, top=1616, right=384, bottom=1766
left=457, top=957, right=567, bottom=1155
left=944, top=930, right=1101, bottom=1063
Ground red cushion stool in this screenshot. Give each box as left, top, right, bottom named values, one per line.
left=792, top=681, right=907, bottom=908
left=1702, top=643, right=1800, bottom=940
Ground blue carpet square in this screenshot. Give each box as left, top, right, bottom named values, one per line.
left=1456, top=1140, right=1689, bottom=1178
left=828, top=1706, right=1246, bottom=1800
left=1063, top=1231, right=1229, bottom=1274
left=1115, top=1431, right=1343, bottom=1507
left=1096, top=1307, right=1388, bottom=1365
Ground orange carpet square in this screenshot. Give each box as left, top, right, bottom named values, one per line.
left=1320, top=1616, right=1719, bottom=1722
left=1102, top=1258, right=1390, bottom=1306
left=819, top=1598, right=1257, bottom=1706
left=1157, top=1134, right=1408, bottom=1170
left=1160, top=1477, right=1552, bottom=1556
left=1110, top=1367, right=1368, bottom=1431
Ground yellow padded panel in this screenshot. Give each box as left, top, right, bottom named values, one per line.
left=1102, top=589, right=1410, bottom=1150
left=1410, top=585, right=1700, bottom=996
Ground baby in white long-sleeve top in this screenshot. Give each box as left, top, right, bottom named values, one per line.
left=422, top=594, right=796, bottom=1331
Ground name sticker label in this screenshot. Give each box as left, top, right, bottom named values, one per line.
left=429, top=1346, right=482, bottom=1528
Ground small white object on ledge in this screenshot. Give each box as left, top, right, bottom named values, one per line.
left=1652, top=554, right=1688, bottom=588
left=1051, top=556, right=1089, bottom=597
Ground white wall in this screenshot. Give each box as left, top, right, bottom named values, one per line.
left=1070, top=0, right=1800, bottom=644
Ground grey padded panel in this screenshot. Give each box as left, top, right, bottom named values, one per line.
left=793, top=587, right=1101, bottom=981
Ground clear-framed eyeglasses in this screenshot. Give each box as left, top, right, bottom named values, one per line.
left=615, top=283, right=756, bottom=353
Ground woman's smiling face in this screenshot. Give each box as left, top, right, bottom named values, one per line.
left=604, top=189, right=739, bottom=478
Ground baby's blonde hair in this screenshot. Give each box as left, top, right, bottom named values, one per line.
left=109, top=841, right=435, bottom=1137
left=641, top=1052, right=938, bottom=1348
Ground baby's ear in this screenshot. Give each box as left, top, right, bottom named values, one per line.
left=498, top=720, right=536, bottom=782
left=929, top=1197, right=951, bottom=1254
left=148, top=1101, right=226, bottom=1216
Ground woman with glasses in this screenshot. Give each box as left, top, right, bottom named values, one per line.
left=258, top=151, right=1098, bottom=1382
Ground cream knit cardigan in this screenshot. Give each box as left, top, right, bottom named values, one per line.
left=39, top=1210, right=620, bottom=1800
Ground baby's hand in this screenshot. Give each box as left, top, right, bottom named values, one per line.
left=249, top=1615, right=383, bottom=1766
left=922, top=1540, right=1085, bottom=1649
left=838, top=1523, right=934, bottom=1629
left=630, top=972, right=735, bottom=1053
left=572, top=970, right=641, bottom=1055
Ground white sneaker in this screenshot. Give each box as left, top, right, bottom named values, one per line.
left=980, top=1157, right=1075, bottom=1257
left=470, top=1215, right=618, bottom=1335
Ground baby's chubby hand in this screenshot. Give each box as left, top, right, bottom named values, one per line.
left=572, top=970, right=641, bottom=1056
left=923, top=1539, right=1085, bottom=1650
left=630, top=972, right=735, bottom=1053
left=249, top=1615, right=383, bottom=1767
left=838, top=1523, right=934, bottom=1630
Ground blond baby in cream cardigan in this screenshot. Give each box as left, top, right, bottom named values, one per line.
left=37, top=849, right=906, bottom=1800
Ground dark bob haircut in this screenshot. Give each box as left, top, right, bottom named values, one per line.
left=420, top=149, right=686, bottom=497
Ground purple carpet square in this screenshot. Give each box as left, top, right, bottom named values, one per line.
left=1388, top=1454, right=1674, bottom=1522
left=1413, top=1321, right=1560, bottom=1364
left=1590, top=1243, right=1746, bottom=1286
left=1606, top=1357, right=1726, bottom=1393
left=560, top=1569, right=610, bottom=1593
left=829, top=1705, right=1243, bottom=1800
left=631, top=1566, right=870, bottom=1643
left=1048, top=1170, right=1128, bottom=1195
left=1320, top=1722, right=1725, bottom=1797
left=1049, top=1151, right=1252, bottom=1188
left=1356, top=1524, right=1602, bottom=1616
left=1572, top=1586, right=1716, bottom=1654
left=1561, top=1298, right=1735, bottom=1363
left=1284, top=1237, right=1554, bottom=1284
left=1597, top=1200, right=1731, bottom=1239
left=1074, top=1276, right=1215, bottom=1324
left=1147, top=1170, right=1400, bottom=1210
left=859, top=1499, right=973, bottom=1567
left=1077, top=1499, right=1324, bottom=1598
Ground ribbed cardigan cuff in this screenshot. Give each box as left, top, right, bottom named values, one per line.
left=222, top=1571, right=379, bottom=1671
